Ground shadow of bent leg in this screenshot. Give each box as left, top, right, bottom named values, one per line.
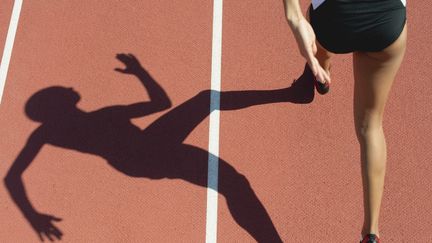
left=218, top=159, right=283, bottom=242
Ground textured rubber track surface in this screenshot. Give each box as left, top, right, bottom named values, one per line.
left=1, top=0, right=432, bottom=242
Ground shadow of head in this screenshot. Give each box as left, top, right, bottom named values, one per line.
left=25, top=86, right=81, bottom=122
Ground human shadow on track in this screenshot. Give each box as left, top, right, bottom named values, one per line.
left=4, top=53, right=316, bottom=242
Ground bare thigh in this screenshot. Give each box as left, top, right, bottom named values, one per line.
left=353, top=21, right=408, bottom=137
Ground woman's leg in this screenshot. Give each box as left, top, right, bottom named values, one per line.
left=352, top=21, right=407, bottom=238
left=306, top=5, right=333, bottom=77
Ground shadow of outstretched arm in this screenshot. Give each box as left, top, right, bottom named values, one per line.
left=96, top=53, right=172, bottom=118
left=4, top=127, right=63, bottom=242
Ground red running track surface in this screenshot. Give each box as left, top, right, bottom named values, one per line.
left=1, top=0, right=432, bottom=242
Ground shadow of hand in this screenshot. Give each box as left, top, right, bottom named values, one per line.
left=114, top=53, right=144, bottom=74
left=28, top=212, right=63, bottom=242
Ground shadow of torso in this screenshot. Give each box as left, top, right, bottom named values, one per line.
left=43, top=109, right=208, bottom=184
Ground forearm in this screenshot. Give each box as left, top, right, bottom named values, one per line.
left=4, top=176, right=38, bottom=218
left=135, top=69, right=171, bottom=107
left=283, top=0, right=304, bottom=27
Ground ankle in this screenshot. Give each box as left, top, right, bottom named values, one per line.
left=361, top=230, right=380, bottom=238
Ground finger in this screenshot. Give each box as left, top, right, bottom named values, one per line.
left=323, top=68, right=331, bottom=84
left=318, top=65, right=331, bottom=84
left=311, top=59, right=326, bottom=84
left=45, top=232, right=54, bottom=242
left=37, top=232, right=44, bottom=242
left=114, top=68, right=126, bottom=73
left=129, top=54, right=139, bottom=63
left=317, top=67, right=326, bottom=84
left=116, top=53, right=126, bottom=60
left=321, top=69, right=330, bottom=84
left=50, top=216, right=62, bottom=222
left=50, top=225, right=63, bottom=236
left=50, top=227, right=63, bottom=240
left=117, top=54, right=129, bottom=62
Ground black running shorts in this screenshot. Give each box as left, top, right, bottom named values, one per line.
left=309, top=0, right=407, bottom=54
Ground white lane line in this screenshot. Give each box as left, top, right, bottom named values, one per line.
left=0, top=0, right=23, bottom=104
left=206, top=0, right=223, bottom=242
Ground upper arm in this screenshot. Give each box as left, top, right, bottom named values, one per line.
left=5, top=127, right=46, bottom=178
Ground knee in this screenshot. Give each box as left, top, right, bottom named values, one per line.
left=230, top=173, right=251, bottom=187
left=354, top=115, right=383, bottom=140
left=238, top=173, right=251, bottom=186
left=197, top=89, right=212, bottom=99
left=193, top=89, right=213, bottom=106
left=220, top=172, right=252, bottom=195
left=355, top=125, right=381, bottom=142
